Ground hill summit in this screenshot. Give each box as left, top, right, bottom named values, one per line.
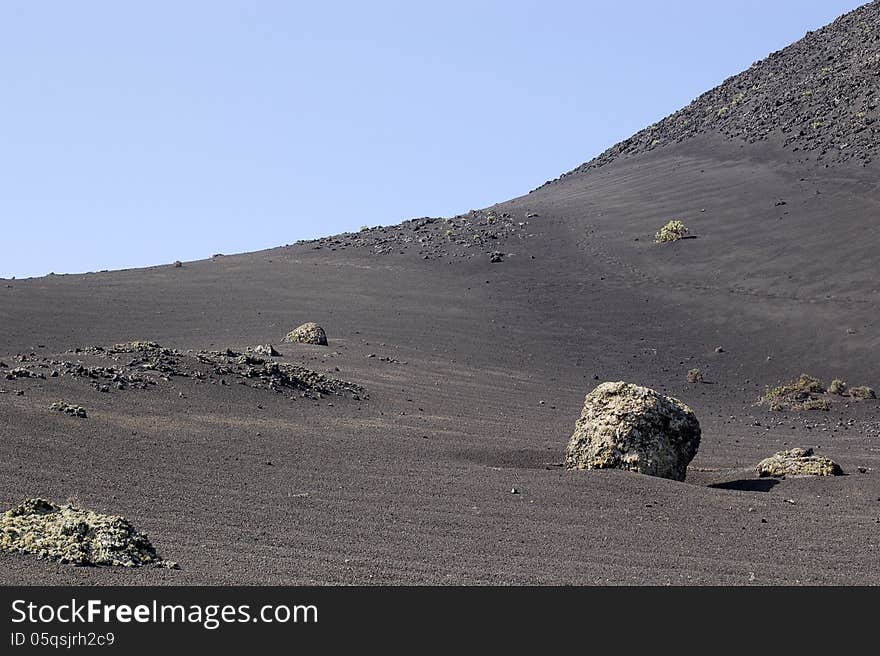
left=561, top=1, right=879, bottom=179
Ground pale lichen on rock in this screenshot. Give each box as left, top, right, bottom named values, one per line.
left=565, top=381, right=701, bottom=481
left=654, top=220, right=689, bottom=244
left=756, top=447, right=843, bottom=478
left=849, top=386, right=876, bottom=400
left=0, top=498, right=171, bottom=567
left=282, top=322, right=328, bottom=346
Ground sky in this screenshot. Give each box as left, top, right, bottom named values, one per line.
left=0, top=0, right=866, bottom=278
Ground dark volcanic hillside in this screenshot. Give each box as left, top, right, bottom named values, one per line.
left=554, top=0, right=880, bottom=180
left=1, top=4, right=880, bottom=586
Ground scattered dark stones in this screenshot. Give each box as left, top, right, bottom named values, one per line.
left=2, top=340, right=365, bottom=401
left=298, top=209, right=534, bottom=262
left=490, top=251, right=504, bottom=263
left=229, top=356, right=363, bottom=398
left=4, top=367, right=45, bottom=380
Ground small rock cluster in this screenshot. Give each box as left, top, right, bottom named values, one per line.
left=5, top=351, right=151, bottom=391
left=0, top=498, right=170, bottom=567
left=3, top=341, right=365, bottom=401
left=199, top=348, right=364, bottom=398
left=299, top=209, right=534, bottom=262
left=762, top=374, right=875, bottom=411
left=49, top=401, right=87, bottom=418
left=3, top=366, right=45, bottom=380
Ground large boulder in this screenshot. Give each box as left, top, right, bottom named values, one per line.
left=565, top=381, right=701, bottom=481
left=756, top=448, right=842, bottom=477
left=282, top=322, right=328, bottom=346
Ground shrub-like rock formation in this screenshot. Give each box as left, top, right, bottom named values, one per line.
left=761, top=373, right=876, bottom=409
left=0, top=498, right=168, bottom=567
left=654, top=220, right=689, bottom=244
left=282, top=323, right=328, bottom=346
left=762, top=373, right=829, bottom=411
left=565, top=381, right=701, bottom=481
left=849, top=385, right=876, bottom=399
left=756, top=447, right=843, bottom=477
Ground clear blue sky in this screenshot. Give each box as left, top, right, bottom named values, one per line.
left=0, top=1, right=865, bottom=278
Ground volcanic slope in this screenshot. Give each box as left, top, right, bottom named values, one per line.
left=554, top=0, right=880, bottom=177
left=1, top=3, right=879, bottom=584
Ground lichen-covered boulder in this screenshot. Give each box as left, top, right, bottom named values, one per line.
left=756, top=448, right=842, bottom=477
left=0, top=498, right=170, bottom=567
left=565, top=381, right=701, bottom=481
left=282, top=322, right=328, bottom=346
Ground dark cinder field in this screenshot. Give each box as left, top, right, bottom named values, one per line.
left=1, top=3, right=879, bottom=585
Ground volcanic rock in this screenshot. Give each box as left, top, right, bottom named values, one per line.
left=565, top=381, right=701, bottom=481
left=756, top=447, right=843, bottom=477
left=0, top=498, right=166, bottom=567
left=49, top=401, right=87, bottom=418
left=252, top=344, right=281, bottom=357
